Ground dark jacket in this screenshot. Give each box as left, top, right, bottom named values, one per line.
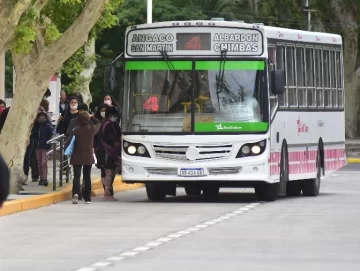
left=0, top=153, right=10, bottom=206
left=0, top=107, right=10, bottom=133
left=66, top=117, right=95, bottom=141
left=31, top=122, right=54, bottom=150
left=102, top=120, right=121, bottom=169
left=66, top=116, right=101, bottom=165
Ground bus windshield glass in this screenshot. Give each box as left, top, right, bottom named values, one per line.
left=123, top=59, right=268, bottom=133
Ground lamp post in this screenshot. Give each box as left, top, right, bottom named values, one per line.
left=147, top=0, right=152, bottom=24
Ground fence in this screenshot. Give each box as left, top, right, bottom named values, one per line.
left=46, top=134, right=70, bottom=191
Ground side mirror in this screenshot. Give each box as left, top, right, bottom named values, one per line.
left=271, top=70, right=286, bottom=95
left=104, top=65, right=117, bottom=93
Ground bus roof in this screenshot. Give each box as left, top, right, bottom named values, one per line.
left=126, top=20, right=342, bottom=45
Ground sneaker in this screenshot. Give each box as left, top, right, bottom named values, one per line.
left=85, top=201, right=92, bottom=204
left=72, top=194, right=79, bottom=204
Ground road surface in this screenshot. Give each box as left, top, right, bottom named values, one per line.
left=1, top=165, right=360, bottom=271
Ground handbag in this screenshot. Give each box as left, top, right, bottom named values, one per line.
left=101, top=121, right=121, bottom=159
left=64, top=135, right=75, bottom=157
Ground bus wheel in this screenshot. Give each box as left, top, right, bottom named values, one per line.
left=255, top=182, right=279, bottom=202
left=146, top=183, right=166, bottom=201
left=203, top=184, right=220, bottom=199
left=302, top=151, right=321, bottom=196
left=184, top=185, right=202, bottom=196
left=286, top=180, right=302, bottom=197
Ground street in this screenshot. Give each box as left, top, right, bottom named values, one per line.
left=1, top=165, right=360, bottom=271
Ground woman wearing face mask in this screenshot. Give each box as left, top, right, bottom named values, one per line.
left=30, top=112, right=54, bottom=186
left=101, top=106, right=121, bottom=201
left=93, top=104, right=110, bottom=193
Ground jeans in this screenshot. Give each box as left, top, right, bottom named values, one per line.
left=73, top=165, right=92, bottom=202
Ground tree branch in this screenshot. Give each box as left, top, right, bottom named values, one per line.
left=40, top=0, right=108, bottom=68
left=35, top=24, right=45, bottom=54
left=32, top=0, right=49, bottom=15
left=0, top=0, right=33, bottom=52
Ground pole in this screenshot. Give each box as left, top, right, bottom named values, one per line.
left=306, top=0, right=311, bottom=31
left=52, top=143, right=57, bottom=191
left=0, top=53, right=5, bottom=100
left=147, top=0, right=152, bottom=24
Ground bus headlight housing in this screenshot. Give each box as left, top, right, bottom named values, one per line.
left=123, top=140, right=151, bottom=158
left=236, top=139, right=267, bottom=158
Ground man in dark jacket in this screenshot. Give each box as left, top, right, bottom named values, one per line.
left=0, top=153, right=10, bottom=208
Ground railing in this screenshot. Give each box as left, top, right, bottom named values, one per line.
left=46, top=134, right=70, bottom=191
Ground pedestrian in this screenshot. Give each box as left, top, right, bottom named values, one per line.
left=101, top=106, right=121, bottom=201
left=0, top=153, right=10, bottom=208
left=31, top=111, right=54, bottom=186
left=93, top=103, right=110, bottom=194
left=66, top=111, right=101, bottom=204
left=0, top=99, right=6, bottom=116
left=59, top=90, right=67, bottom=115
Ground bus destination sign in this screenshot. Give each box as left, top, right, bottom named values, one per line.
left=126, top=27, right=263, bottom=56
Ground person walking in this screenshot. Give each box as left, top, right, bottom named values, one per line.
left=101, top=106, right=122, bottom=201
left=31, top=111, right=54, bottom=186
left=66, top=111, right=101, bottom=204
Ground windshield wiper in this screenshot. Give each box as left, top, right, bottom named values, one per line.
left=216, top=49, right=227, bottom=110
left=160, top=50, right=175, bottom=71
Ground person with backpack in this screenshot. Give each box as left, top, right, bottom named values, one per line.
left=101, top=106, right=121, bottom=201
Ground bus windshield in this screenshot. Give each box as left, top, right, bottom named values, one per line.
left=123, top=59, right=268, bottom=133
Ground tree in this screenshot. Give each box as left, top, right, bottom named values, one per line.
left=0, top=0, right=122, bottom=193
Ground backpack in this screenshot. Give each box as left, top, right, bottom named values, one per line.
left=101, top=120, right=121, bottom=159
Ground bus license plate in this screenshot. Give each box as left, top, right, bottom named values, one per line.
left=180, top=168, right=204, bottom=177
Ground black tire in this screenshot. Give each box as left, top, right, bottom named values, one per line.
left=146, top=183, right=166, bottom=201
left=184, top=185, right=201, bottom=196
left=302, top=151, right=321, bottom=196
left=286, top=180, right=302, bottom=197
left=203, top=184, right=220, bottom=198
left=255, top=182, right=280, bottom=202
left=279, top=144, right=289, bottom=196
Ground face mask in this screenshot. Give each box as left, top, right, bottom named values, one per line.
left=110, top=117, right=117, bottom=122
left=70, top=105, right=78, bottom=110
left=100, top=112, right=106, bottom=118
left=104, top=100, right=112, bottom=105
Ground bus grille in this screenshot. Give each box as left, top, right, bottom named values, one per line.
left=152, top=144, right=233, bottom=162
left=146, top=167, right=178, bottom=175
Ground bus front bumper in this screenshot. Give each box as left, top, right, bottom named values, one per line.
left=121, top=156, right=270, bottom=183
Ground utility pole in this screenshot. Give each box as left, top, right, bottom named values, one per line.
left=147, top=0, right=152, bottom=24
left=303, top=0, right=316, bottom=31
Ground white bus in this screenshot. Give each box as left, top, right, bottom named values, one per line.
left=104, top=19, right=346, bottom=201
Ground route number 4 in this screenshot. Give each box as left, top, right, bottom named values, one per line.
left=143, top=96, right=159, bottom=112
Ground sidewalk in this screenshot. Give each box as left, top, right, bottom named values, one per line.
left=7, top=161, right=102, bottom=201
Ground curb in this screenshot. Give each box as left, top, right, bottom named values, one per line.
left=0, top=176, right=144, bottom=217
left=347, top=158, right=360, bottom=163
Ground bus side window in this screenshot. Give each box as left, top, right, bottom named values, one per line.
left=276, top=45, right=286, bottom=106
left=306, top=47, right=316, bottom=107
left=286, top=45, right=296, bottom=106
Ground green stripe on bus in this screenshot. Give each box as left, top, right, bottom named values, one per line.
left=194, top=121, right=268, bottom=132
left=195, top=61, right=265, bottom=70
left=125, top=61, right=192, bottom=70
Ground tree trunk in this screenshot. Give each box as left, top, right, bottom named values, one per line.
left=330, top=0, right=359, bottom=138
left=75, top=37, right=96, bottom=106
left=0, top=65, right=50, bottom=193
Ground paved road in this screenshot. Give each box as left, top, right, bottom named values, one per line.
left=1, top=165, right=360, bottom=271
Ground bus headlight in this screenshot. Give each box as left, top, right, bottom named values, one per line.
left=128, top=145, right=136, bottom=154
left=251, top=145, right=261, bottom=154
left=137, top=146, right=146, bottom=155
left=236, top=139, right=267, bottom=158
left=123, top=140, right=151, bottom=158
